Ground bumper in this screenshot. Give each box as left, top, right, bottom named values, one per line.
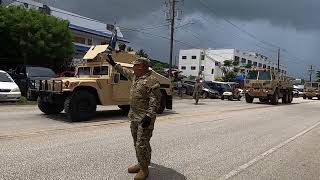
left=304, top=92, right=319, bottom=97
left=0, top=92, right=21, bottom=102
left=38, top=91, right=66, bottom=104
left=246, top=89, right=271, bottom=97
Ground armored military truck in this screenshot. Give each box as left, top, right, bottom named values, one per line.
left=244, top=69, right=293, bottom=105
left=303, top=82, right=320, bottom=99
left=37, top=45, right=173, bottom=121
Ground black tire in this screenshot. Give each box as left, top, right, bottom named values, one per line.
left=228, top=96, right=233, bottom=101
left=270, top=91, right=279, bottom=105
left=221, top=96, right=225, bottom=100
left=259, top=98, right=269, bottom=103
left=318, top=96, right=320, bottom=100
left=157, top=93, right=166, bottom=114
left=118, top=105, right=130, bottom=112
left=64, top=90, right=97, bottom=122
left=203, top=92, right=209, bottom=99
left=245, top=94, right=254, bottom=103
left=308, top=97, right=313, bottom=100
left=38, top=97, right=64, bottom=114
left=303, top=95, right=306, bottom=99
left=282, top=92, right=288, bottom=104
left=288, top=93, right=293, bottom=103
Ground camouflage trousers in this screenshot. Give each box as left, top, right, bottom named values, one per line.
left=130, top=121, right=154, bottom=167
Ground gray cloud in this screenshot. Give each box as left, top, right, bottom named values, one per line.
left=41, top=0, right=320, bottom=78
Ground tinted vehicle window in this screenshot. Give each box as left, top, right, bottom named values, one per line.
left=258, top=71, right=271, bottom=80
left=78, top=67, right=90, bottom=75
left=247, top=71, right=258, bottom=80
left=120, top=74, right=128, bottom=80
left=222, top=84, right=231, bottom=91
left=26, top=67, right=56, bottom=77
left=93, top=66, right=108, bottom=75
left=0, top=72, right=12, bottom=82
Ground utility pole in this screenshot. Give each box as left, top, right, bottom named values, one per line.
left=309, top=65, right=314, bottom=82
left=166, top=0, right=182, bottom=78
left=277, top=48, right=280, bottom=73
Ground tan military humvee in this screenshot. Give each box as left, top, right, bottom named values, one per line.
left=244, top=68, right=294, bottom=105
left=303, top=82, right=320, bottom=100
left=37, top=45, right=173, bottom=121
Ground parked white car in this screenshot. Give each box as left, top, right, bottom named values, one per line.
left=0, top=70, right=21, bottom=102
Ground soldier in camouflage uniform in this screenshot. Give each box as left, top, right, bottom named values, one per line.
left=107, top=56, right=161, bottom=180
left=193, top=78, right=203, bottom=105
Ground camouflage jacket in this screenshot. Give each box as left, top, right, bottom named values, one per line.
left=115, top=64, right=161, bottom=121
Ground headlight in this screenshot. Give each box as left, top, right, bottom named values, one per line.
left=64, top=81, right=70, bottom=88
left=11, top=87, right=20, bottom=92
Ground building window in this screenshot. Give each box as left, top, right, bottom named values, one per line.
left=253, top=62, right=257, bottom=66
left=263, top=64, right=267, bottom=68
left=87, top=39, right=92, bottom=45
left=241, top=58, right=246, bottom=64
left=191, top=66, right=196, bottom=70
left=192, top=56, right=197, bottom=59
left=182, top=56, right=187, bottom=59
left=285, top=71, right=287, bottom=74
left=235, top=56, right=240, bottom=61
left=74, top=36, right=86, bottom=44
left=201, top=55, right=205, bottom=60
left=258, top=63, right=262, bottom=67
left=211, top=69, right=214, bottom=74
left=181, top=66, right=186, bottom=70
left=267, top=66, right=270, bottom=69
left=201, top=66, right=204, bottom=71
left=248, top=60, right=252, bottom=64
left=215, top=62, right=220, bottom=66
left=271, top=67, right=274, bottom=70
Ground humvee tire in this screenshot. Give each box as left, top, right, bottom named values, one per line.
left=38, top=97, right=64, bottom=114
left=157, top=93, right=166, bottom=114
left=64, top=90, right=97, bottom=122
left=259, top=98, right=269, bottom=103
left=282, top=92, right=288, bottom=104
left=270, top=91, right=279, bottom=105
left=245, top=94, right=254, bottom=103
left=308, top=97, right=313, bottom=100
left=288, top=93, right=293, bottom=103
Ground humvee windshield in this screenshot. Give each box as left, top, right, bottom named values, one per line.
left=247, top=71, right=258, bottom=80
left=78, top=67, right=90, bottom=76
left=258, top=71, right=271, bottom=80
left=305, top=83, right=319, bottom=88
left=247, top=70, right=271, bottom=80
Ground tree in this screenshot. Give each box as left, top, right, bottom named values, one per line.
left=245, top=63, right=253, bottom=69
left=0, top=6, right=74, bottom=70
left=118, top=43, right=126, bottom=51
left=127, top=46, right=134, bottom=52
left=137, top=49, right=149, bottom=58
left=317, top=71, right=320, bottom=81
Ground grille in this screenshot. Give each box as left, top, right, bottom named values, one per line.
left=0, top=89, right=11, bottom=92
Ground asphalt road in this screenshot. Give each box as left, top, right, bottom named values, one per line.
left=0, top=98, right=319, bottom=180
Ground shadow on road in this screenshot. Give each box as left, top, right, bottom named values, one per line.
left=148, top=163, right=186, bottom=180
left=41, top=109, right=178, bottom=124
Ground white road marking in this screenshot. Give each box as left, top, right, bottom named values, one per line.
left=221, top=120, right=320, bottom=180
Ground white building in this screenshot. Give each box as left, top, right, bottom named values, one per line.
left=179, top=48, right=287, bottom=81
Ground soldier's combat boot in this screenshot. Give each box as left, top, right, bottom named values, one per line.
left=128, top=164, right=140, bottom=173
left=134, top=167, right=149, bottom=180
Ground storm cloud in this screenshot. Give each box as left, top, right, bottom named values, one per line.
left=39, top=0, right=320, bottom=78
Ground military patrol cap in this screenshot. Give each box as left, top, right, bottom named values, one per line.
left=132, top=57, right=151, bottom=67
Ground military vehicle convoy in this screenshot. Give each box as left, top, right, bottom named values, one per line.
left=244, top=69, right=293, bottom=105
left=303, top=82, right=320, bottom=99
left=37, top=45, right=173, bottom=122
